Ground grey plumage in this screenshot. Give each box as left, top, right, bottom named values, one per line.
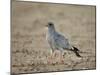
left=46, top=22, right=81, bottom=57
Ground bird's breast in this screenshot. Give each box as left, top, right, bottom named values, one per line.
left=46, top=31, right=54, bottom=42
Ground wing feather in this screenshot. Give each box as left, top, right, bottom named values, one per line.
left=54, top=32, right=71, bottom=49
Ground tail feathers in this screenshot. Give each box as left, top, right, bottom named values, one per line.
left=71, top=46, right=81, bottom=57
left=72, top=46, right=79, bottom=52
left=63, top=46, right=81, bottom=57
left=73, top=50, right=81, bottom=57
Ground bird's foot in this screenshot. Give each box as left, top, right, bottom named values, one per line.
left=47, top=54, right=54, bottom=64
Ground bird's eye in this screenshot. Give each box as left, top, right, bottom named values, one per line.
left=48, top=22, right=53, bottom=26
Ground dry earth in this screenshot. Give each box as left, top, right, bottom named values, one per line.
left=11, top=1, right=96, bottom=74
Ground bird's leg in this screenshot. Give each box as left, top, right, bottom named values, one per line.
left=61, top=51, right=64, bottom=63
left=59, top=51, right=64, bottom=64
left=52, top=50, right=58, bottom=57
left=51, top=49, right=55, bottom=58
left=49, top=46, right=54, bottom=58
left=47, top=49, right=54, bottom=64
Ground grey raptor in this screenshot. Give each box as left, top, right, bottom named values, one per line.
left=46, top=22, right=81, bottom=57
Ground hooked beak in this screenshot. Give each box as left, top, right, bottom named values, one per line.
left=45, top=25, right=48, bottom=27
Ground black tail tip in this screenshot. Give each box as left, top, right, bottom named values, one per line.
left=77, top=54, right=82, bottom=57
left=73, top=46, right=80, bottom=51
left=74, top=50, right=82, bottom=57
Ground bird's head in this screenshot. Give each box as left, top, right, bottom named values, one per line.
left=45, top=22, right=56, bottom=34
left=45, top=22, right=55, bottom=29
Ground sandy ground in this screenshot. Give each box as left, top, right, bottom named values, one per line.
left=11, top=1, right=96, bottom=74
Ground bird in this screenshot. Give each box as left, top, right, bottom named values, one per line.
left=45, top=22, right=81, bottom=59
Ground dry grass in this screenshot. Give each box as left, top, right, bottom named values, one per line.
left=11, top=1, right=96, bottom=74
